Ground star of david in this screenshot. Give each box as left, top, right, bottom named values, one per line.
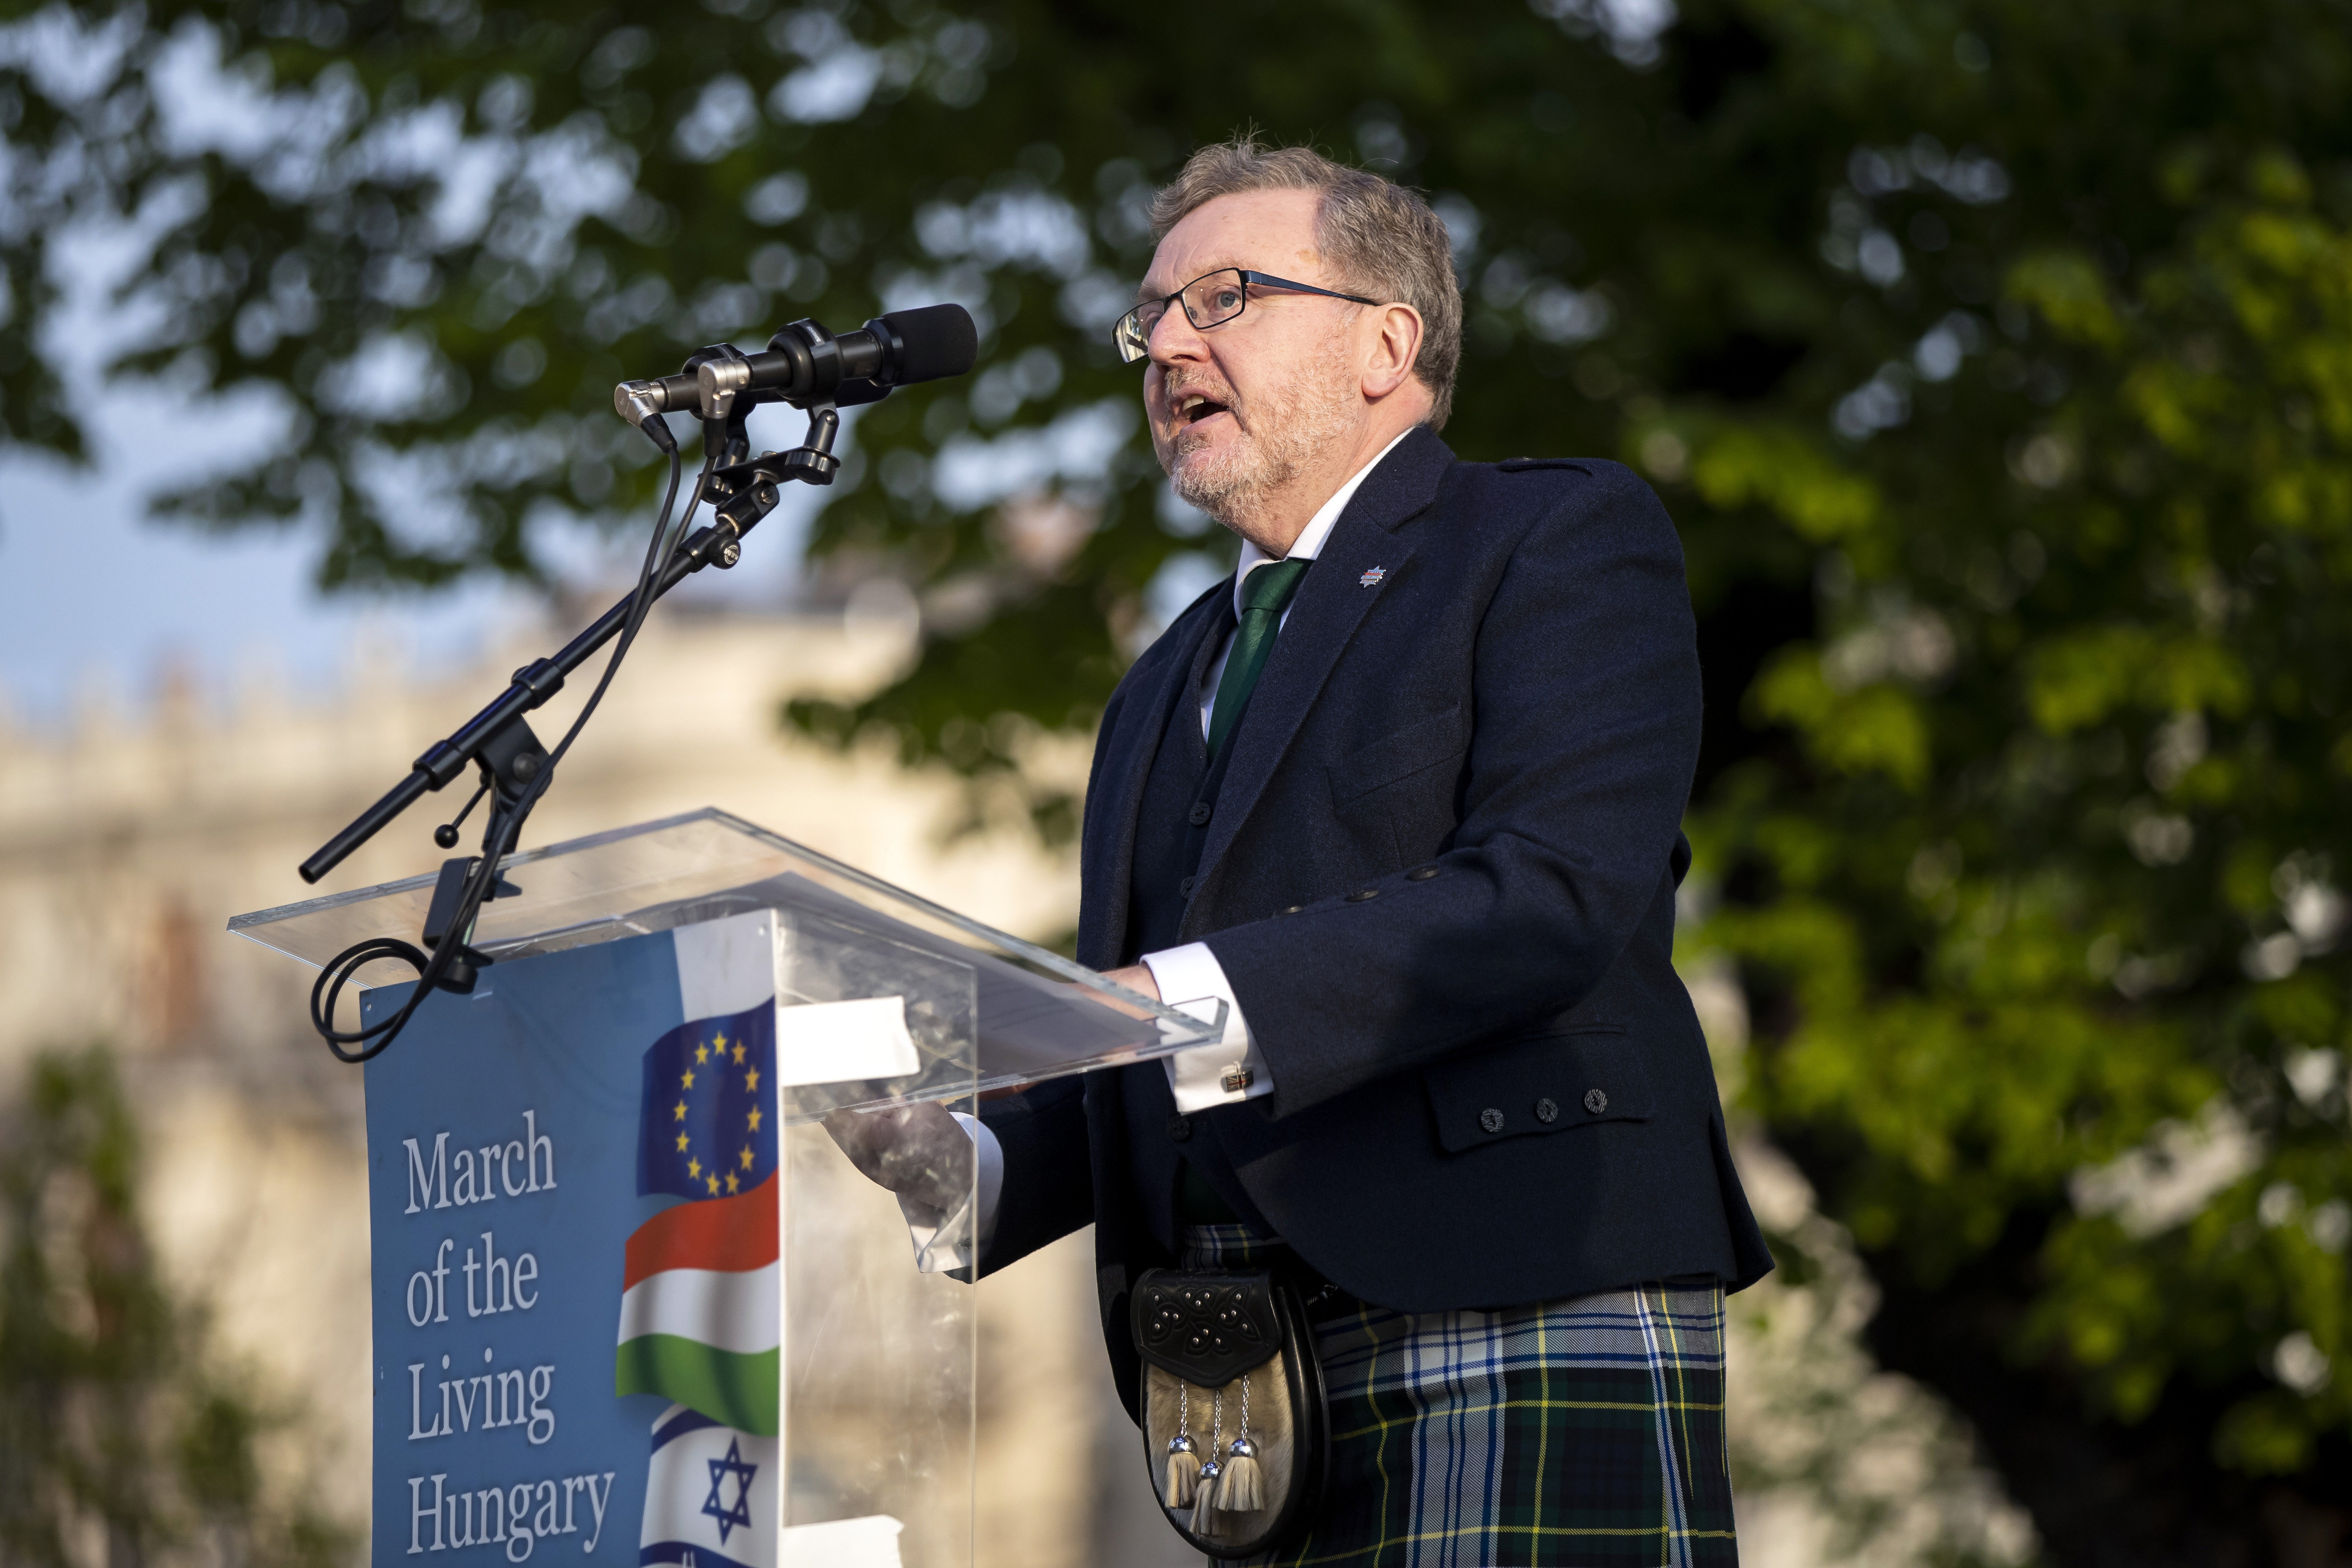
left=700, top=1437, right=758, bottom=1545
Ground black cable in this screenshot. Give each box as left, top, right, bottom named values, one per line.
left=308, top=444, right=706, bottom=1063
left=309, top=938, right=434, bottom=1063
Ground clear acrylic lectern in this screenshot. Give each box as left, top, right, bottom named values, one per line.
left=230, top=809, right=1222, bottom=1568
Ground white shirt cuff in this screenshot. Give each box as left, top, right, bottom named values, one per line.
left=900, top=1111, right=1002, bottom=1275
left=1142, top=942, right=1272, bottom=1113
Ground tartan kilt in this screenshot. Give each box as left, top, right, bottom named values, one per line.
left=1175, top=1225, right=1737, bottom=1568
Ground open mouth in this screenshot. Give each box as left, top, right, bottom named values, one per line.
left=1172, top=393, right=1232, bottom=426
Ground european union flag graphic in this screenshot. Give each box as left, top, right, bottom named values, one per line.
left=636, top=1003, right=779, bottom=1200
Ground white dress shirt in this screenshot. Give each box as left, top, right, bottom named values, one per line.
left=913, top=429, right=1416, bottom=1273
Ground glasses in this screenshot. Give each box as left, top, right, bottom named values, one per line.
left=1112, top=268, right=1382, bottom=363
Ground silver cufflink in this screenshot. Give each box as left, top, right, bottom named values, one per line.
left=1220, top=1065, right=1254, bottom=1094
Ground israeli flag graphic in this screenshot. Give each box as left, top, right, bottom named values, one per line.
left=640, top=1404, right=778, bottom=1568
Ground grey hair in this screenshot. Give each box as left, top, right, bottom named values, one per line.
left=1149, top=136, right=1464, bottom=430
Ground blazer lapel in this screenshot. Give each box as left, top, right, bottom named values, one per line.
left=1076, top=591, right=1234, bottom=968
left=1183, top=428, right=1454, bottom=924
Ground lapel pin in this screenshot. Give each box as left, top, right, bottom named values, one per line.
left=1358, top=566, right=1386, bottom=588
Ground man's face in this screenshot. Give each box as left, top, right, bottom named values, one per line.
left=1138, top=189, right=1367, bottom=523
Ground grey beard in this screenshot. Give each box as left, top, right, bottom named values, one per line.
left=1166, top=346, right=1359, bottom=537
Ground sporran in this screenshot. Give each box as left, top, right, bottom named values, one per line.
left=1131, top=1268, right=1329, bottom=1559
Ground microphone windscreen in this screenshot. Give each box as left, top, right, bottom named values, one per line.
left=880, top=304, right=979, bottom=385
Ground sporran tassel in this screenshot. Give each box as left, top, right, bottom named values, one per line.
left=1164, top=1381, right=1201, bottom=1509
left=1189, top=1387, right=1225, bottom=1534
left=1190, top=1456, right=1223, bottom=1533
left=1220, top=1374, right=1264, bottom=1512
left=1164, top=1434, right=1199, bottom=1508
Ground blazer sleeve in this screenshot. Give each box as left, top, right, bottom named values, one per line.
left=1202, top=463, right=1703, bottom=1119
left=971, top=1074, right=1093, bottom=1277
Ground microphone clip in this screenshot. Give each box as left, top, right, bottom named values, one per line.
left=703, top=402, right=844, bottom=532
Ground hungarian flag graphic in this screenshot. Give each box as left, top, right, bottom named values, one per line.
left=614, top=1171, right=779, bottom=1433
left=618, top=999, right=782, bottom=1566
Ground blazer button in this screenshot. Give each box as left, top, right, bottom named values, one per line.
left=1346, top=888, right=1379, bottom=903
left=1407, top=866, right=1439, bottom=881
left=1180, top=875, right=1196, bottom=897
left=1169, top=1115, right=1193, bottom=1142
left=1478, top=1107, right=1505, bottom=1134
left=1584, top=1088, right=1609, bottom=1115
left=1535, top=1097, right=1559, bottom=1124
left=1189, top=802, right=1212, bottom=826
left=1279, top=905, right=1305, bottom=916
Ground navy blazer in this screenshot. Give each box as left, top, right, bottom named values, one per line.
left=979, top=428, right=1773, bottom=1394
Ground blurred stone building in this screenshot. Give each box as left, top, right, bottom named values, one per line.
left=0, top=598, right=1201, bottom=1568
left=0, top=595, right=2034, bottom=1568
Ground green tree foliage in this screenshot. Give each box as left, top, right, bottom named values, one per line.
left=0, top=1049, right=352, bottom=1568
left=1702, top=125, right=2352, bottom=1555
left=7, top=0, right=2352, bottom=1554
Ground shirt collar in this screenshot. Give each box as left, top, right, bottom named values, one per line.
left=1232, top=426, right=1416, bottom=617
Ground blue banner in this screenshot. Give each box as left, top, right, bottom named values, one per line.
left=365, top=918, right=738, bottom=1567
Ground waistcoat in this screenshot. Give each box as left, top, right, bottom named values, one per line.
left=1118, top=604, right=1276, bottom=1249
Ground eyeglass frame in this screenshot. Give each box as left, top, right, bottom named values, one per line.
left=1113, top=268, right=1384, bottom=364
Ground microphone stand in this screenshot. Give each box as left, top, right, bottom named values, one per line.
left=297, top=394, right=848, bottom=990
left=296, top=305, right=972, bottom=1060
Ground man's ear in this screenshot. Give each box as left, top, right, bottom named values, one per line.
left=1361, top=303, right=1426, bottom=401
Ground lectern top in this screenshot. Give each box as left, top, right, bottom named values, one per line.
left=228, top=807, right=1225, bottom=1096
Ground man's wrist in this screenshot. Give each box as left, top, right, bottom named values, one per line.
left=1142, top=943, right=1272, bottom=1111
left=1099, top=962, right=1162, bottom=1001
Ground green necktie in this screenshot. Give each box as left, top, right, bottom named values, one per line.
left=1206, top=557, right=1313, bottom=761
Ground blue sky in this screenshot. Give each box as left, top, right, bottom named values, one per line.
left=0, top=404, right=518, bottom=726
left=0, top=271, right=819, bottom=728
left=0, top=412, right=825, bottom=731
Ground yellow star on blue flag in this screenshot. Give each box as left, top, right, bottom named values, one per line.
left=637, top=1005, right=777, bottom=1200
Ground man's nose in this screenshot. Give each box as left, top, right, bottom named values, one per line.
left=1147, top=303, right=1208, bottom=369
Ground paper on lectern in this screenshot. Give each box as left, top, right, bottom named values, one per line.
left=779, top=1514, right=904, bottom=1567
left=725, top=871, right=1173, bottom=1084
left=772, top=996, right=920, bottom=1085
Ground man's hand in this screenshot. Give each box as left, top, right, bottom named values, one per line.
left=1098, top=964, right=1162, bottom=1004
left=826, top=967, right=1156, bottom=1214
left=820, top=1102, right=973, bottom=1218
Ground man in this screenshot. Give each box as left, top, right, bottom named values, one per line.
left=830, top=138, right=1772, bottom=1565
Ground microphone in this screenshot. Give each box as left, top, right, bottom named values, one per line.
left=612, top=304, right=978, bottom=437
